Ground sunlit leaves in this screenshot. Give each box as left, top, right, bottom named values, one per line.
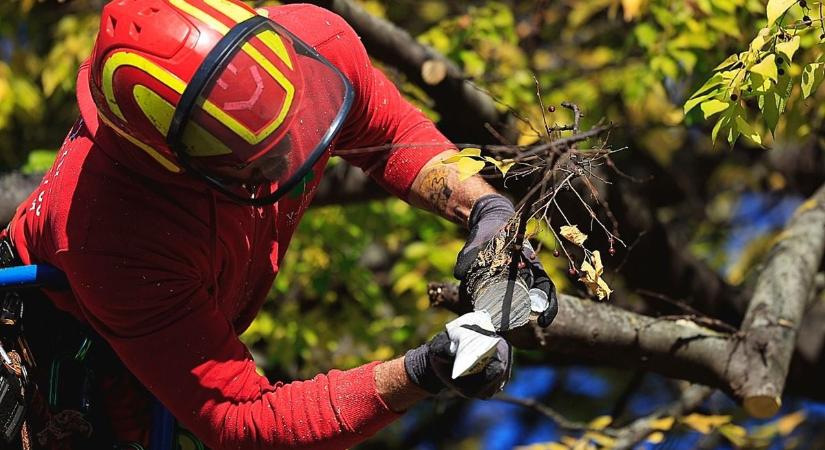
left=700, top=99, right=731, bottom=118
left=681, top=413, right=732, bottom=433
left=775, top=35, right=800, bottom=62
left=751, top=54, right=779, bottom=82
left=766, top=0, right=796, bottom=26
left=802, top=60, right=825, bottom=98
left=621, top=0, right=646, bottom=21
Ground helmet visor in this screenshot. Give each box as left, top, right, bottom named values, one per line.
left=167, top=16, right=353, bottom=205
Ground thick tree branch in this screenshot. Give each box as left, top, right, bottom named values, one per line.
left=428, top=182, right=825, bottom=413
left=280, top=0, right=514, bottom=144
left=725, top=182, right=825, bottom=417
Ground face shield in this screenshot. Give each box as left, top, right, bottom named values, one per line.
left=166, top=15, right=354, bottom=206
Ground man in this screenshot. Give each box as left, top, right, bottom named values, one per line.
left=1, top=0, right=556, bottom=448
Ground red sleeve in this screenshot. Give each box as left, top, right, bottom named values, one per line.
left=56, top=250, right=399, bottom=450
left=284, top=6, right=454, bottom=199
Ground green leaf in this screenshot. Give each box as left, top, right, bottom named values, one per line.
left=700, top=99, right=731, bottom=119
left=685, top=90, right=721, bottom=114
left=735, top=115, right=762, bottom=146
left=767, top=0, right=796, bottom=26
left=761, top=74, right=791, bottom=133
left=749, top=28, right=772, bottom=51
left=751, top=54, right=778, bottom=82
left=711, top=109, right=732, bottom=144
left=693, top=73, right=725, bottom=95
left=713, top=54, right=740, bottom=71
left=801, top=63, right=825, bottom=98
left=776, top=36, right=800, bottom=62
left=21, top=149, right=57, bottom=174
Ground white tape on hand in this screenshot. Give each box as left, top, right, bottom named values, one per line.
left=445, top=311, right=503, bottom=379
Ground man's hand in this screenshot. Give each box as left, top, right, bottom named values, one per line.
left=454, top=194, right=559, bottom=328
left=404, top=331, right=511, bottom=399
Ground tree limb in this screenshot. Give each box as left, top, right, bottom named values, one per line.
left=428, top=183, right=825, bottom=413
left=280, top=0, right=514, bottom=144
left=724, top=182, right=825, bottom=417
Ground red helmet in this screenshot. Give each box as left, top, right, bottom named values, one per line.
left=88, top=0, right=353, bottom=205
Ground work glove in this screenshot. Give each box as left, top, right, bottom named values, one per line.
left=404, top=330, right=512, bottom=399
left=454, top=194, right=559, bottom=328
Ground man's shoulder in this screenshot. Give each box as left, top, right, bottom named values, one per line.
left=258, top=4, right=363, bottom=58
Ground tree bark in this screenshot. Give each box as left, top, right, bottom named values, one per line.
left=428, top=183, right=825, bottom=414
left=279, top=0, right=515, bottom=144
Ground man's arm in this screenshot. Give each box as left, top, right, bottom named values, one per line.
left=374, top=357, right=430, bottom=412
left=407, top=150, right=499, bottom=226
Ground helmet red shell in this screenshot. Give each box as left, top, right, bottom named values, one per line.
left=88, top=0, right=304, bottom=173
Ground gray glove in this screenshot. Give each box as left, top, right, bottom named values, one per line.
left=455, top=194, right=558, bottom=328
left=404, top=330, right=512, bottom=399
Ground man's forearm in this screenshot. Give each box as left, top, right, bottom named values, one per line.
left=374, top=357, right=430, bottom=412
left=408, top=150, right=500, bottom=226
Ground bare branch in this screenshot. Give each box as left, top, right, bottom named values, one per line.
left=725, top=182, right=825, bottom=417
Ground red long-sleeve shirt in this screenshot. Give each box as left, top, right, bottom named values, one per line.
left=5, top=4, right=452, bottom=448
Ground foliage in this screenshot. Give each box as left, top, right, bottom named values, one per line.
left=686, top=0, right=825, bottom=146
left=3, top=0, right=825, bottom=449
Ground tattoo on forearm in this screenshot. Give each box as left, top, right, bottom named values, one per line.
left=426, top=168, right=454, bottom=216
left=410, top=151, right=500, bottom=226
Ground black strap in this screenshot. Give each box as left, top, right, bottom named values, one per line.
left=0, top=238, right=19, bottom=268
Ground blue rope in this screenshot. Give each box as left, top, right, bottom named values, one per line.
left=0, top=264, right=67, bottom=289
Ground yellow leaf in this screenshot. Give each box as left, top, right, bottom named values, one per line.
left=546, top=444, right=569, bottom=450
left=749, top=28, right=772, bottom=52
left=719, top=424, right=748, bottom=446
left=455, top=157, right=486, bottom=181
left=560, top=436, right=579, bottom=447
left=647, top=432, right=665, bottom=444
left=767, top=0, right=796, bottom=26
left=579, top=252, right=612, bottom=301
left=752, top=54, right=778, bottom=82
left=621, top=0, right=646, bottom=21
left=518, top=133, right=541, bottom=146
left=484, top=156, right=516, bottom=176
left=588, top=415, right=612, bottom=430
left=700, top=99, right=730, bottom=119
left=584, top=431, right=615, bottom=447
left=441, top=147, right=482, bottom=164
left=776, top=36, right=801, bottom=62
left=681, top=414, right=731, bottom=434
left=649, top=416, right=675, bottom=431
left=776, top=410, right=806, bottom=436
left=560, top=225, right=588, bottom=247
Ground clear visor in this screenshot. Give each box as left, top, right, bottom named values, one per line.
left=168, top=17, right=353, bottom=205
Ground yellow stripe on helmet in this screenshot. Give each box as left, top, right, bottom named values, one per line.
left=202, top=0, right=294, bottom=70
left=102, top=50, right=294, bottom=148
left=98, top=113, right=183, bottom=173
left=164, top=0, right=297, bottom=143
left=133, top=85, right=232, bottom=157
